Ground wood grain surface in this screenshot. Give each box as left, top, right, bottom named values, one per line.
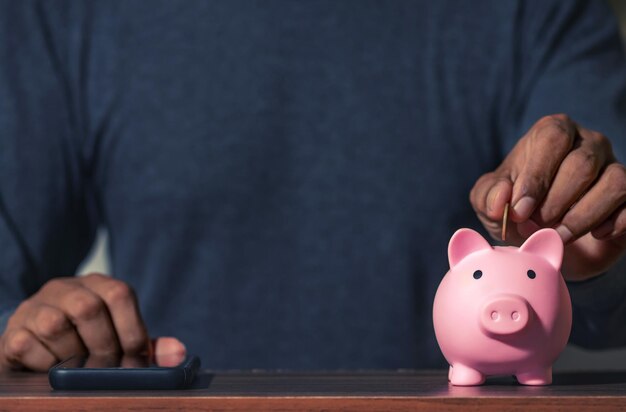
left=2, top=369, right=626, bottom=411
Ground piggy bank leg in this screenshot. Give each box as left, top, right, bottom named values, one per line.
left=449, top=364, right=485, bottom=386
left=516, top=367, right=552, bottom=385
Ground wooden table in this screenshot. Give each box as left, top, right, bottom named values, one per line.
left=2, top=369, right=626, bottom=411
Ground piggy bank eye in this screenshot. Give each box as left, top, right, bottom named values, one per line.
left=527, top=269, right=536, bottom=279
left=473, top=270, right=483, bottom=279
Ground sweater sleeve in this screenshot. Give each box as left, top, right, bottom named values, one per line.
left=0, top=1, right=98, bottom=334
left=502, top=0, right=626, bottom=348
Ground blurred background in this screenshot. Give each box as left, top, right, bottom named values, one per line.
left=77, top=1, right=626, bottom=371
left=612, top=0, right=626, bottom=48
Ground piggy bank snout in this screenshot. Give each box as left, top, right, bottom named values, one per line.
left=480, top=295, right=530, bottom=336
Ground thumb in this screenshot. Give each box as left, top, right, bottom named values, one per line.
left=151, top=336, right=187, bottom=367
left=470, top=171, right=513, bottom=224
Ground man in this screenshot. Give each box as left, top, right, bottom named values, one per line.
left=1, top=0, right=625, bottom=371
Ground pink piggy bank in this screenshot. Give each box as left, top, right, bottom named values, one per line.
left=433, top=228, right=572, bottom=386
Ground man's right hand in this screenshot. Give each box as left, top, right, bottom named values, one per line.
left=0, top=273, right=184, bottom=372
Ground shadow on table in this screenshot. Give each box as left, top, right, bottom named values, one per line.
left=454, top=371, right=626, bottom=388
left=189, top=372, right=214, bottom=389
left=552, top=371, right=626, bottom=385
left=186, top=370, right=626, bottom=395
left=433, top=371, right=626, bottom=397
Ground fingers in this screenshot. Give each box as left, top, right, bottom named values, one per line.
left=510, top=114, right=577, bottom=222
left=471, top=114, right=578, bottom=241
left=81, top=340, right=186, bottom=369
left=120, top=354, right=150, bottom=368
left=472, top=114, right=623, bottom=252
left=36, top=278, right=121, bottom=356
left=531, top=127, right=612, bottom=226
left=556, top=163, right=626, bottom=243
left=0, top=274, right=152, bottom=372
left=470, top=173, right=512, bottom=220
left=81, top=338, right=187, bottom=368
left=153, top=336, right=186, bottom=357
left=84, top=353, right=120, bottom=368
left=469, top=171, right=513, bottom=240
left=592, top=206, right=626, bottom=240
left=1, top=329, right=57, bottom=372
left=153, top=337, right=187, bottom=367
left=89, top=336, right=187, bottom=368
left=80, top=274, right=150, bottom=355
left=24, top=304, right=86, bottom=362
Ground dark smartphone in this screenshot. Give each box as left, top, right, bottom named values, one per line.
left=48, top=353, right=200, bottom=390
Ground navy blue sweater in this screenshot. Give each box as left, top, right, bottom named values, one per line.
left=1, top=0, right=626, bottom=368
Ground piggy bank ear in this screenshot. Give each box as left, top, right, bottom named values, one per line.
left=448, top=228, right=492, bottom=268
left=519, top=228, right=563, bottom=270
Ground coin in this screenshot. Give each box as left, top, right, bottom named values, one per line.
left=502, top=202, right=510, bottom=241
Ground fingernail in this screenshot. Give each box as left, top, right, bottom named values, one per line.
left=555, top=225, right=574, bottom=244
left=513, top=196, right=536, bottom=220
left=593, top=220, right=614, bottom=239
